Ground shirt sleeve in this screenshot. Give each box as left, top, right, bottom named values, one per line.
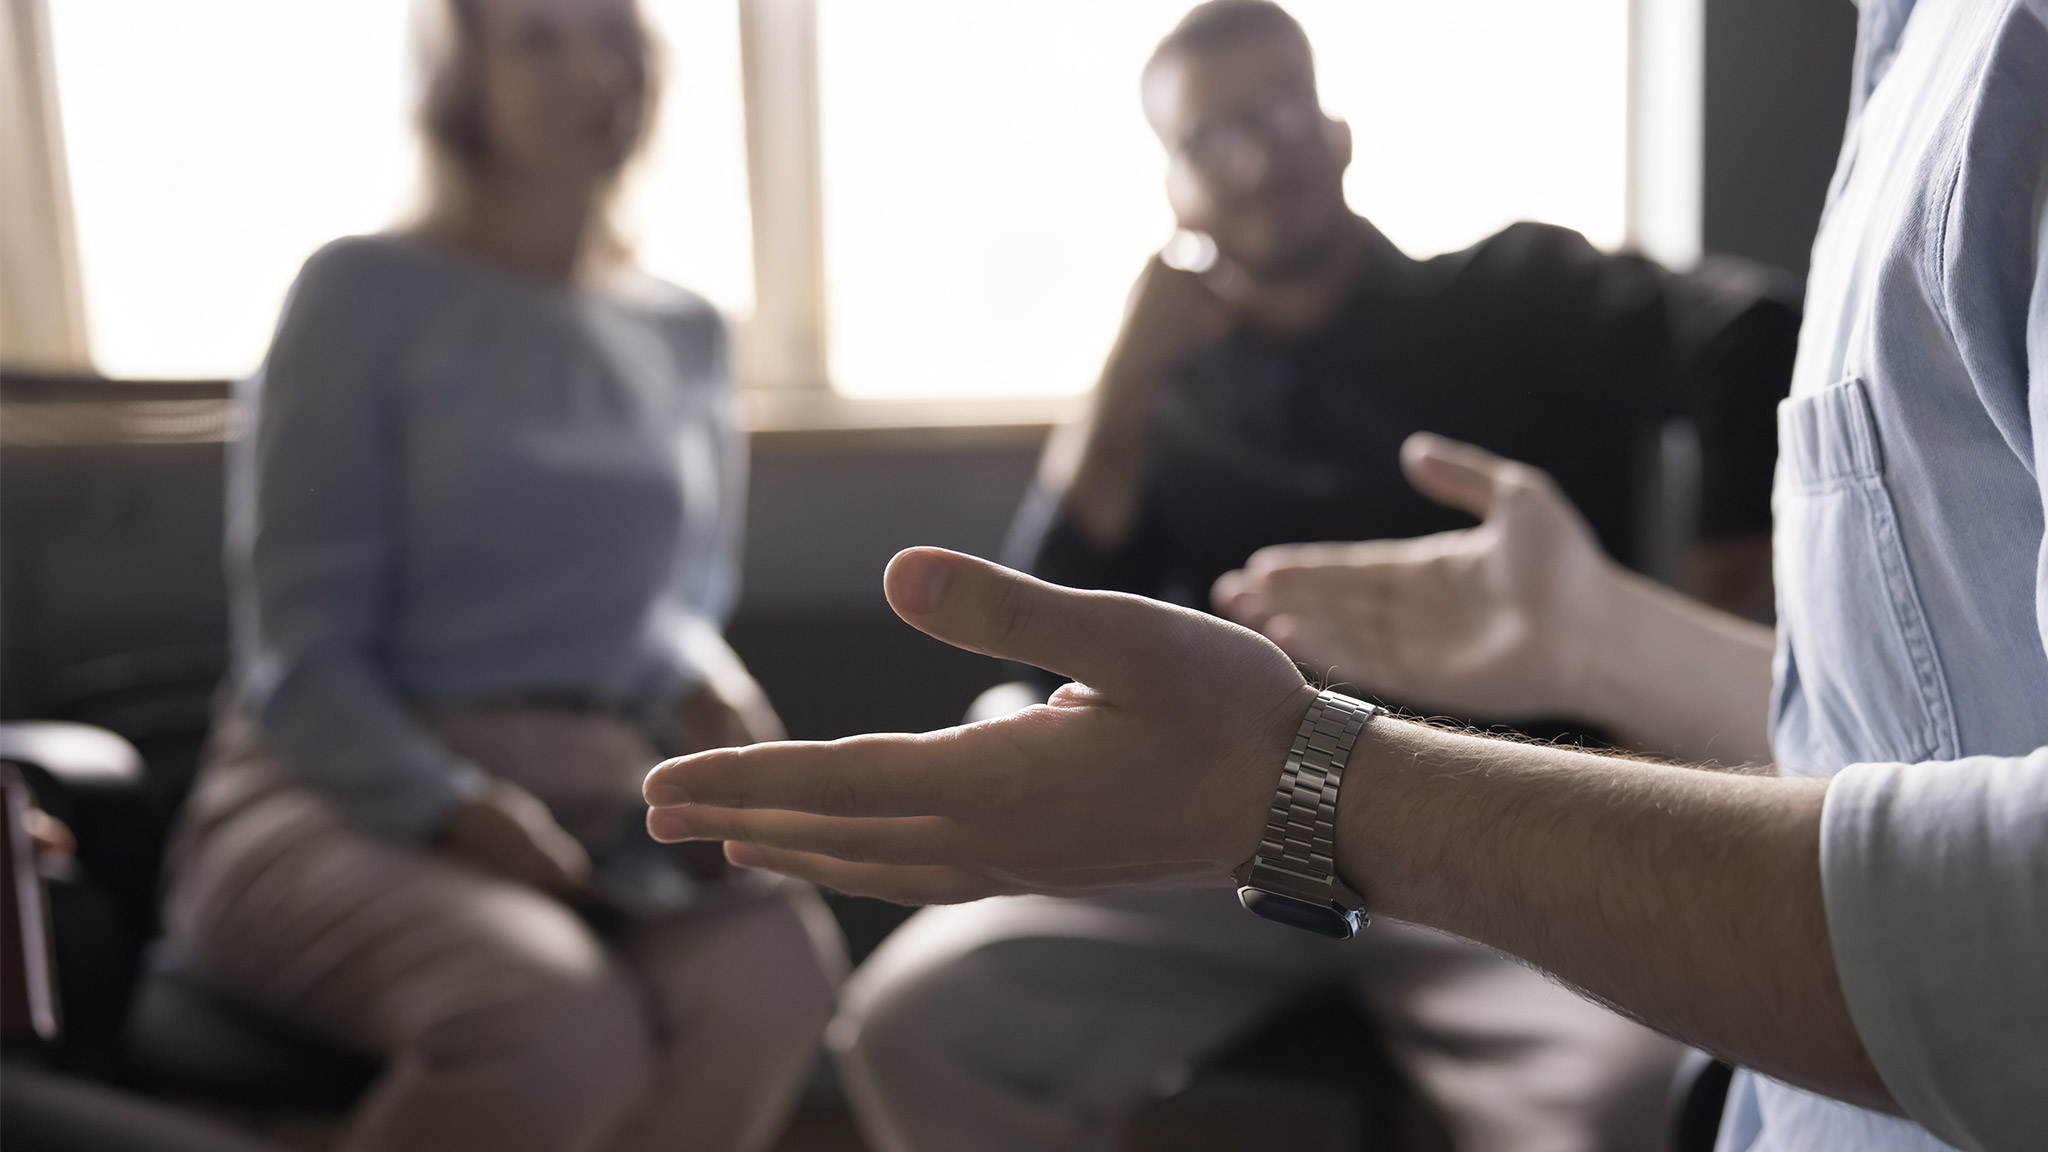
left=1818, top=184, right=2048, bottom=1152
left=230, top=243, right=487, bottom=842
left=1819, top=748, right=2048, bottom=1150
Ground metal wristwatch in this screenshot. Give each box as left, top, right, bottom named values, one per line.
left=1234, top=689, right=1379, bottom=940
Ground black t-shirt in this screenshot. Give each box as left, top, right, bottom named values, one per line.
left=1012, top=221, right=1799, bottom=615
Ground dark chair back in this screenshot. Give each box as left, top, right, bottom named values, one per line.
left=1, top=372, right=234, bottom=733
left=2, top=372, right=378, bottom=1111
left=1, top=371, right=236, bottom=934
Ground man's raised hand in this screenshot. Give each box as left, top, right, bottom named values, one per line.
left=1213, top=432, right=1613, bottom=722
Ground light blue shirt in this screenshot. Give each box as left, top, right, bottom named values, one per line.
left=1728, top=0, right=2048, bottom=1148
left=227, top=236, right=745, bottom=841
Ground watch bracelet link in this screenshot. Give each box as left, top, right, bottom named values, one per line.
left=1238, top=690, right=1378, bottom=914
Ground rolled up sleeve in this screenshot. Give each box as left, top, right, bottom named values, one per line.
left=1820, top=748, right=2048, bottom=1150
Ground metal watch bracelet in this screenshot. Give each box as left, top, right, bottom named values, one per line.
left=1234, top=689, right=1379, bottom=940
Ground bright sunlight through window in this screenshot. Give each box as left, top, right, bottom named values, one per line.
left=49, top=0, right=1626, bottom=397
left=817, top=0, right=1629, bottom=399
left=50, top=0, right=752, bottom=381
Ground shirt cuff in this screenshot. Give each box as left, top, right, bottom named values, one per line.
left=1820, top=750, right=2048, bottom=1150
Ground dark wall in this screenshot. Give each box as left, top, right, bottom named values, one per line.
left=740, top=436, right=1042, bottom=614
left=729, top=435, right=1044, bottom=743
left=1702, top=0, right=1859, bottom=275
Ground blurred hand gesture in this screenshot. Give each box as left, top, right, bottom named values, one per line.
left=1214, top=433, right=1611, bottom=722
left=643, top=548, right=1315, bottom=905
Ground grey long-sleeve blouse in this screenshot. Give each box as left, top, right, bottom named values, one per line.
left=227, top=235, right=744, bottom=841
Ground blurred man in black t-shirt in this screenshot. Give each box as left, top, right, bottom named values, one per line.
left=829, top=5, right=1796, bottom=1150
left=1012, top=11, right=1794, bottom=641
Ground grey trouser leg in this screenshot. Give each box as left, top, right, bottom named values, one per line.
left=166, top=709, right=842, bottom=1152
left=833, top=889, right=1680, bottom=1152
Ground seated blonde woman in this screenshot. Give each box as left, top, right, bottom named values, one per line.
left=163, top=1, right=843, bottom=1149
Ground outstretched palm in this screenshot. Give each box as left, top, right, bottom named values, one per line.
left=645, top=548, right=1315, bottom=904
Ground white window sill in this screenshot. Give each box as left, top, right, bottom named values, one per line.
left=744, top=388, right=1080, bottom=454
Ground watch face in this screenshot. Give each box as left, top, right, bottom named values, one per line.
left=1238, top=887, right=1365, bottom=940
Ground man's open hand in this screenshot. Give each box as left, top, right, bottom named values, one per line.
left=643, top=548, right=1315, bottom=904
left=1213, top=433, right=1613, bottom=722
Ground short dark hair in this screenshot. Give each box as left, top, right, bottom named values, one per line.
left=1144, top=0, right=1315, bottom=82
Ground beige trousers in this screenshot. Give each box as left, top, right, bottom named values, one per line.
left=834, top=890, right=1682, bottom=1152
left=165, top=708, right=845, bottom=1152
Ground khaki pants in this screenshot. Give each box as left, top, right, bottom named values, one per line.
left=165, top=708, right=845, bottom=1152
left=833, top=890, right=1682, bottom=1152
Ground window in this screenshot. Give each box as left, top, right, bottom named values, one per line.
left=46, top=0, right=1673, bottom=409
left=816, top=0, right=1633, bottom=400
left=49, top=0, right=750, bottom=381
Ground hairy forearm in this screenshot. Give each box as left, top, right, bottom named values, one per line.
left=1338, top=718, right=1895, bottom=1113
left=1576, top=559, right=1777, bottom=764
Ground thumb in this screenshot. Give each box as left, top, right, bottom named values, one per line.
left=1399, top=432, right=1514, bottom=520
left=884, top=547, right=1170, bottom=694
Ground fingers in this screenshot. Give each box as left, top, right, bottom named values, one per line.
left=1399, top=432, right=1514, bottom=519
left=1261, top=611, right=1379, bottom=684
left=643, top=733, right=961, bottom=817
left=884, top=548, right=1181, bottom=694
left=1216, top=544, right=1405, bottom=625
left=649, top=805, right=958, bottom=866
left=722, top=844, right=1004, bottom=906
left=1211, top=571, right=1269, bottom=631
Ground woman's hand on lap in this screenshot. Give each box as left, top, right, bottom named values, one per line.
left=437, top=779, right=592, bottom=894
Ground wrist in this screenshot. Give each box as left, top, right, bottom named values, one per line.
left=1558, top=555, right=1640, bottom=730
left=1231, top=686, right=1377, bottom=939
left=1564, top=557, right=1778, bottom=763
left=1330, top=716, right=1479, bottom=926
left=1332, top=717, right=1414, bottom=919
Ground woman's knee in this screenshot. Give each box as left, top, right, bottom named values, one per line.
left=666, top=887, right=843, bottom=1052
left=416, top=951, right=654, bottom=1126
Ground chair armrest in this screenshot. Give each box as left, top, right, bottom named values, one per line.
left=0, top=723, right=144, bottom=794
